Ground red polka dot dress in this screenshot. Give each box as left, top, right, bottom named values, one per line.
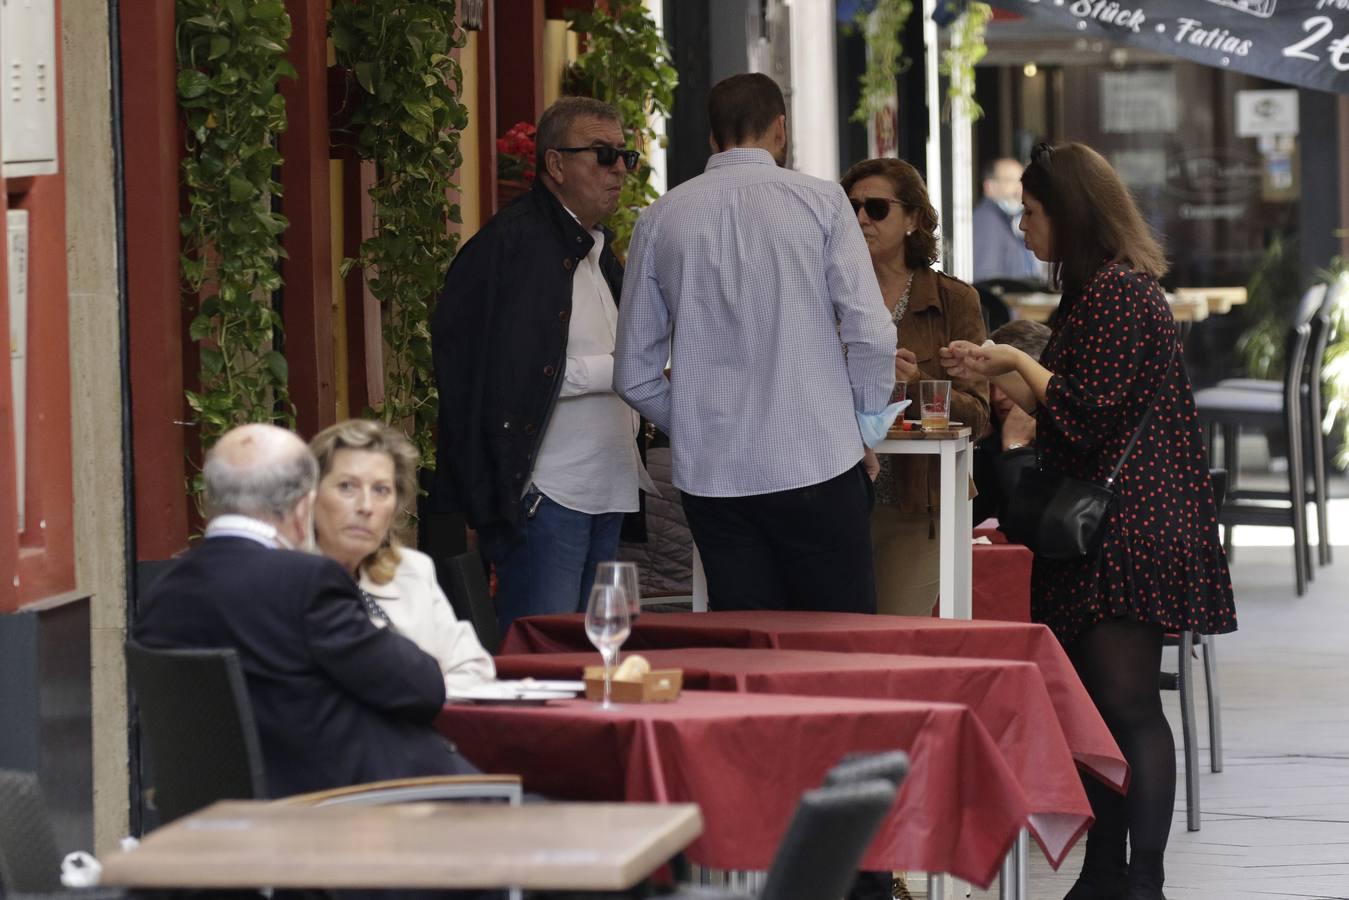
left=1032, top=264, right=1237, bottom=646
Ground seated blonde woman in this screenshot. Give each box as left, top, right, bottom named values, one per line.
left=310, top=419, right=495, bottom=693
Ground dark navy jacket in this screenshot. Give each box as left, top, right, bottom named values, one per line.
left=431, top=179, right=625, bottom=533
left=134, top=536, right=474, bottom=798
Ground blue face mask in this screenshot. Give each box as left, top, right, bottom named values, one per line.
left=857, top=400, right=911, bottom=449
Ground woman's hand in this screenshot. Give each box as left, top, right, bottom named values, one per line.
left=895, top=347, right=921, bottom=383
left=940, top=340, right=1020, bottom=379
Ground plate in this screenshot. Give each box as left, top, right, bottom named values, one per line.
left=516, top=679, right=585, bottom=693
left=447, top=683, right=578, bottom=705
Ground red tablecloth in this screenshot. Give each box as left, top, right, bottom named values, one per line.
left=501, top=611, right=1127, bottom=791
left=969, top=542, right=1032, bottom=622
left=437, top=691, right=1028, bottom=887
left=495, top=647, right=1089, bottom=865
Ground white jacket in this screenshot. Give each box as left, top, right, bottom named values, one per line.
left=359, top=547, right=496, bottom=694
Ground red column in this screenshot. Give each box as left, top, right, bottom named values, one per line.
left=494, top=0, right=545, bottom=144
left=280, top=0, right=335, bottom=438
left=477, top=1, right=499, bottom=218
left=0, top=187, right=15, bottom=611
left=120, top=0, right=190, bottom=559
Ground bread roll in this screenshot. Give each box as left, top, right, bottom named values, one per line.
left=613, top=654, right=652, bottom=682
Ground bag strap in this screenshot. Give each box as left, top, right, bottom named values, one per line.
left=1104, top=338, right=1178, bottom=487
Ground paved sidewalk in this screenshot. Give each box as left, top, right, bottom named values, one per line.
left=971, top=494, right=1349, bottom=900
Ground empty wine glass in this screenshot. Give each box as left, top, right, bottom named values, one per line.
left=595, top=561, right=642, bottom=622
left=584, top=583, right=631, bottom=709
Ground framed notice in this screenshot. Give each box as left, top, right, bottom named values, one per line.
left=1236, top=89, right=1299, bottom=137
left=1100, top=71, right=1179, bottom=133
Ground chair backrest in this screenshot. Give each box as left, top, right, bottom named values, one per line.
left=436, top=550, right=502, bottom=654
left=1282, top=322, right=1313, bottom=410
left=822, top=750, right=911, bottom=789
left=277, top=774, right=523, bottom=808
left=125, top=641, right=268, bottom=824
left=0, top=770, right=64, bottom=894
left=758, top=779, right=898, bottom=900
left=1308, top=275, right=1348, bottom=401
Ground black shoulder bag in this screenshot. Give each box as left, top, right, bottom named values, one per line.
left=1000, top=342, right=1176, bottom=560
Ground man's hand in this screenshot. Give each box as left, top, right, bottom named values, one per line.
left=1001, top=404, right=1037, bottom=451
left=895, top=347, right=921, bottom=384
left=940, top=340, right=1020, bottom=379
left=863, top=447, right=880, bottom=481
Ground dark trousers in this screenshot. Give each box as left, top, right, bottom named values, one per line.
left=680, top=462, right=877, bottom=614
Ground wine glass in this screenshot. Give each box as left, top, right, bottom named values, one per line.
left=584, top=583, right=631, bottom=709
left=595, top=561, right=642, bottom=623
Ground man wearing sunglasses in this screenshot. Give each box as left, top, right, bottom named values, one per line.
left=614, top=73, right=896, bottom=616
left=432, top=96, right=654, bottom=634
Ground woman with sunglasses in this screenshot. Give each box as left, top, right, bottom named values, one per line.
left=840, top=158, right=989, bottom=618
left=941, top=143, right=1236, bottom=900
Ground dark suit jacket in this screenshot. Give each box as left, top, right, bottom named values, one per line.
left=134, top=536, right=473, bottom=798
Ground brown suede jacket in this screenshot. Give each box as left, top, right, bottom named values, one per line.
left=879, top=267, right=990, bottom=515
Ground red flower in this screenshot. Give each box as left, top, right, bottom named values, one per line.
left=497, top=121, right=537, bottom=182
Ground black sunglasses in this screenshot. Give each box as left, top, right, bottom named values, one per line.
left=849, top=197, right=906, bottom=221
left=553, top=145, right=641, bottom=170
left=1031, top=142, right=1054, bottom=170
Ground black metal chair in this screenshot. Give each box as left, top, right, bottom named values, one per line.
left=663, top=779, right=901, bottom=900
left=1195, top=283, right=1323, bottom=595
left=1161, top=468, right=1229, bottom=832
left=125, top=641, right=269, bottom=825
left=437, top=549, right=502, bottom=655
left=1216, top=275, right=1345, bottom=569
left=0, top=769, right=125, bottom=900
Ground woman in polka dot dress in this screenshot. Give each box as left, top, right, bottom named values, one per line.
left=941, top=142, right=1235, bottom=900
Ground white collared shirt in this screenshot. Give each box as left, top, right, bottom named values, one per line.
left=530, top=215, right=655, bottom=514
left=204, top=514, right=282, bottom=548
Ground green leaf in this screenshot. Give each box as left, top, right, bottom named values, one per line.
left=249, top=0, right=287, bottom=20
left=189, top=314, right=215, bottom=341
left=354, top=61, right=374, bottom=94
left=200, top=346, right=225, bottom=376
left=177, top=69, right=212, bottom=100
left=265, top=351, right=289, bottom=384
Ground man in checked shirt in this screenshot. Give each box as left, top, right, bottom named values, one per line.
left=614, top=73, right=896, bottom=614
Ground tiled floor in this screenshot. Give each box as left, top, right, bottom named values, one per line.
left=966, top=487, right=1349, bottom=899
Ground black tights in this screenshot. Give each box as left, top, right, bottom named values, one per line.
left=1070, top=618, right=1175, bottom=855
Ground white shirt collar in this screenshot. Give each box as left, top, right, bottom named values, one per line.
left=204, top=514, right=282, bottom=549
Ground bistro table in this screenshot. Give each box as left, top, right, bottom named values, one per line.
left=495, top=647, right=1091, bottom=866
left=1003, top=290, right=1212, bottom=323
left=501, top=611, right=1127, bottom=791
left=99, top=799, right=703, bottom=891
left=436, top=690, right=1029, bottom=888
left=875, top=426, right=974, bottom=618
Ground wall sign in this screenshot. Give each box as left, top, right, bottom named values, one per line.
left=994, top=0, right=1349, bottom=95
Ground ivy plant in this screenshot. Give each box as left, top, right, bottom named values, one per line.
left=939, top=2, right=992, bottom=121
left=330, top=0, right=469, bottom=470
left=564, top=0, right=678, bottom=258
left=176, top=0, right=295, bottom=461
left=851, top=0, right=913, bottom=126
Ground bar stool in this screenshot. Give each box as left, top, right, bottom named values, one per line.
left=1216, top=275, right=1345, bottom=567
left=1194, top=283, right=1323, bottom=595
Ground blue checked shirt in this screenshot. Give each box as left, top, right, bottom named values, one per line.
left=614, top=148, right=896, bottom=497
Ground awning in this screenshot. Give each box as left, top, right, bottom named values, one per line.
left=991, top=1, right=1349, bottom=95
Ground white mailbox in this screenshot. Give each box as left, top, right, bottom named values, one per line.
left=1, top=0, right=59, bottom=178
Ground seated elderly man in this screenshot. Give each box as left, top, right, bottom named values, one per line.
left=134, top=423, right=478, bottom=799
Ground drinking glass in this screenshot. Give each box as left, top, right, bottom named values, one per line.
left=584, top=583, right=631, bottom=709
left=920, top=380, right=952, bottom=430
left=595, top=561, right=642, bottom=622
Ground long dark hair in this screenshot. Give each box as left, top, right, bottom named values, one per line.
left=1021, top=142, right=1167, bottom=301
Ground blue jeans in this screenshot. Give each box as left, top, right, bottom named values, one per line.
left=481, top=487, right=625, bottom=635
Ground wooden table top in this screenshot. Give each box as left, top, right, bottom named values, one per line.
left=1003, top=290, right=1225, bottom=323
left=98, top=800, right=703, bottom=890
